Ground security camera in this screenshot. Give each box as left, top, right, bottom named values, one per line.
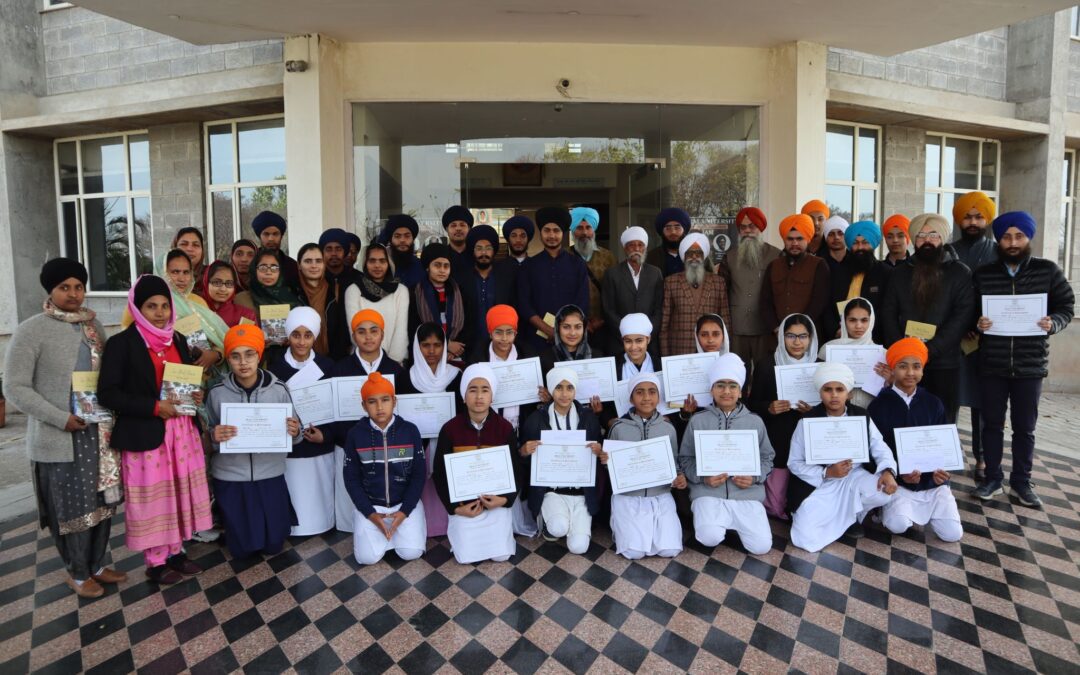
left=560, top=78, right=571, bottom=89
left=556, top=78, right=572, bottom=99
left=285, top=60, right=308, bottom=73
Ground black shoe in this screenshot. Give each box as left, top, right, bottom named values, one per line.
left=973, top=480, right=1004, bottom=501
left=1010, top=482, right=1043, bottom=508
left=845, top=522, right=865, bottom=539
left=972, top=462, right=986, bottom=483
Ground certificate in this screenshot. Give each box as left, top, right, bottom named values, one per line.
left=774, top=363, right=821, bottom=406
left=395, top=392, right=456, bottom=439
left=332, top=374, right=395, bottom=421
left=824, top=345, right=886, bottom=389
left=801, top=416, right=869, bottom=465
left=693, top=430, right=761, bottom=477
left=443, top=445, right=517, bottom=502
left=553, top=357, right=618, bottom=403
left=661, top=352, right=720, bottom=404
left=489, top=357, right=543, bottom=408
left=531, top=442, right=596, bottom=488
left=894, top=424, right=965, bottom=474
left=614, top=375, right=677, bottom=417
left=220, top=403, right=293, bottom=453
left=604, top=437, right=677, bottom=495
left=982, top=293, right=1048, bottom=337
left=288, top=379, right=336, bottom=427
left=286, top=362, right=324, bottom=389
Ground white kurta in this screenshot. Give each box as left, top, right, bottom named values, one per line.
left=610, top=493, right=683, bottom=559
left=882, top=485, right=962, bottom=542
left=284, top=453, right=336, bottom=536
left=447, top=506, right=516, bottom=564
left=334, top=446, right=355, bottom=532
left=691, top=497, right=772, bottom=555
left=540, top=492, right=592, bottom=554
left=353, top=502, right=428, bottom=564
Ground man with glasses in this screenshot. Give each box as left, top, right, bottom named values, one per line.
left=880, top=213, right=974, bottom=423
left=602, top=226, right=664, bottom=356
left=458, top=225, right=516, bottom=343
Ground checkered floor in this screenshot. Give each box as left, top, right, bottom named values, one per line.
left=2, top=440, right=1079, bottom=674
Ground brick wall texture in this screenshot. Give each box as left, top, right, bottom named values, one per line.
left=148, top=122, right=204, bottom=253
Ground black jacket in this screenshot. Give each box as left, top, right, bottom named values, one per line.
left=879, top=247, right=974, bottom=370
left=824, top=258, right=893, bottom=342
left=456, top=265, right=518, bottom=341
left=98, top=324, right=199, bottom=451
left=519, top=401, right=604, bottom=518
left=973, top=255, right=1075, bottom=378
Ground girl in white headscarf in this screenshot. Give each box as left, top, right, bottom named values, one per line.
left=818, top=297, right=890, bottom=408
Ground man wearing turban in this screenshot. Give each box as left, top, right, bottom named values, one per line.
left=882, top=214, right=911, bottom=267
left=660, top=232, right=732, bottom=356
left=821, top=215, right=849, bottom=272
left=518, top=206, right=590, bottom=349
left=318, top=228, right=360, bottom=359
left=602, top=226, right=664, bottom=354
left=251, top=211, right=300, bottom=287
left=800, top=199, right=829, bottom=255
left=441, top=205, right=474, bottom=277
left=458, top=225, right=517, bottom=341
left=760, top=214, right=830, bottom=338
left=568, top=206, right=618, bottom=351
left=823, top=220, right=893, bottom=341
left=647, top=207, right=692, bottom=278
left=879, top=213, right=974, bottom=424
left=378, top=214, right=424, bottom=291
left=972, top=212, right=1074, bottom=507
left=725, top=207, right=781, bottom=373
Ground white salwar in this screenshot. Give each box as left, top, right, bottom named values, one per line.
left=691, top=497, right=772, bottom=555
left=882, top=485, right=962, bottom=542
left=352, top=502, right=428, bottom=565
left=488, top=344, right=538, bottom=538
left=610, top=493, right=683, bottom=559
left=285, top=453, right=336, bottom=536
left=540, top=492, right=592, bottom=554
left=447, top=506, right=516, bottom=564
left=334, top=447, right=355, bottom=532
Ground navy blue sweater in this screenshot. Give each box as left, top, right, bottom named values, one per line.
left=868, top=386, right=947, bottom=492
left=342, top=415, right=426, bottom=517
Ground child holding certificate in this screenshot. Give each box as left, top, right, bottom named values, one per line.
left=538, top=305, right=605, bottom=415
left=787, top=363, right=899, bottom=553
left=678, top=354, right=775, bottom=555
left=207, top=325, right=302, bottom=560
left=431, top=364, right=521, bottom=564
left=603, top=373, right=686, bottom=560
left=268, top=307, right=336, bottom=536
left=818, top=298, right=890, bottom=408
left=519, top=367, right=603, bottom=554
left=598, top=313, right=659, bottom=429
left=868, top=339, right=962, bottom=542
left=342, top=372, right=428, bottom=564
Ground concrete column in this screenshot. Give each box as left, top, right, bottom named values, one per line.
left=283, top=34, right=347, bottom=253
left=148, top=122, right=205, bottom=255
left=881, top=125, right=927, bottom=219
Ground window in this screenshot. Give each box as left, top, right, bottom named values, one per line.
left=1063, top=151, right=1075, bottom=279
left=54, top=132, right=152, bottom=293
left=1072, top=7, right=1080, bottom=39
left=204, top=115, right=286, bottom=260
left=824, top=121, right=881, bottom=224
left=42, top=0, right=73, bottom=9
left=924, top=133, right=1000, bottom=219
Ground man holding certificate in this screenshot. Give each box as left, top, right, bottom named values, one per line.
left=519, top=367, right=604, bottom=555
left=679, top=354, right=775, bottom=555
left=787, top=363, right=898, bottom=553
left=869, top=339, right=962, bottom=542
left=972, top=212, right=1075, bottom=507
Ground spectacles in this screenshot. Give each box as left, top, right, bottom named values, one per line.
left=784, top=333, right=811, bottom=341
left=914, top=232, right=942, bottom=242
left=492, top=329, right=516, bottom=339
left=228, top=351, right=260, bottom=364
left=256, top=264, right=280, bottom=273
left=209, top=280, right=235, bottom=289
left=474, top=245, right=494, bottom=254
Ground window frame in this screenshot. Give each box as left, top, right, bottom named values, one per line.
left=924, top=131, right=1001, bottom=217
left=1071, top=7, right=1080, bottom=40
left=823, top=119, right=883, bottom=224
left=42, top=1, right=73, bottom=11
left=1063, top=150, right=1075, bottom=280
left=53, top=130, right=151, bottom=297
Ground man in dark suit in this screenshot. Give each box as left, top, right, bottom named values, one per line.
left=601, top=225, right=663, bottom=355
left=457, top=225, right=516, bottom=342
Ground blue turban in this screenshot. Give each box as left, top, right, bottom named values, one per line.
left=466, top=224, right=500, bottom=252
left=844, top=220, right=882, bottom=249
left=318, top=227, right=350, bottom=249
left=502, top=215, right=535, bottom=241
left=569, top=207, right=600, bottom=234
left=654, top=207, right=691, bottom=235
left=252, top=210, right=286, bottom=236
left=992, top=211, right=1037, bottom=241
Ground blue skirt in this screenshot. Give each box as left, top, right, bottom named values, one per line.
left=214, top=476, right=296, bottom=559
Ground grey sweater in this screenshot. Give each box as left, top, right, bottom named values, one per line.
left=679, top=403, right=774, bottom=502
left=607, top=410, right=679, bottom=498
left=3, top=313, right=108, bottom=463
left=207, top=370, right=299, bottom=482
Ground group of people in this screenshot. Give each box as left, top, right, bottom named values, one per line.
left=3, top=194, right=1073, bottom=597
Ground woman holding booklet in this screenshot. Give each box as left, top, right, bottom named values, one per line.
left=818, top=297, right=890, bottom=408
left=267, top=307, right=337, bottom=536
left=99, top=274, right=212, bottom=584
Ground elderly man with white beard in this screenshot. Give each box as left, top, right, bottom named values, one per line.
left=724, top=207, right=781, bottom=378
left=602, top=226, right=664, bottom=354
left=660, top=233, right=732, bottom=356
left=569, top=207, right=618, bottom=352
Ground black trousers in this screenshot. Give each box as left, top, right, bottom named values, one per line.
left=48, top=518, right=112, bottom=581
left=922, top=367, right=960, bottom=424
left=980, top=375, right=1043, bottom=487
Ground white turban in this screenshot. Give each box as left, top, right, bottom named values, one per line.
left=813, top=362, right=855, bottom=392
left=619, top=313, right=653, bottom=338
left=707, top=353, right=746, bottom=389
left=285, top=306, right=321, bottom=339
left=620, top=226, right=649, bottom=248
left=822, top=215, right=849, bottom=238
left=545, top=366, right=579, bottom=394
left=678, top=232, right=711, bottom=260
left=460, top=363, right=498, bottom=400
left=628, top=372, right=661, bottom=397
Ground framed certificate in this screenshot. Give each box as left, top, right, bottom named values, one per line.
left=220, top=403, right=293, bottom=453
left=604, top=437, right=677, bottom=495
left=824, top=345, right=886, bottom=389
left=553, top=357, right=618, bottom=403
left=443, top=445, right=517, bottom=502
left=660, top=352, right=720, bottom=404
left=801, top=416, right=869, bottom=465
left=894, top=424, right=965, bottom=474
left=489, top=357, right=543, bottom=408
left=332, top=374, right=395, bottom=422
left=531, top=443, right=596, bottom=488
left=288, top=379, right=336, bottom=427
left=982, top=293, right=1048, bottom=337
left=774, top=363, right=821, bottom=406
left=693, top=430, right=761, bottom=477
left=395, top=392, right=456, bottom=439
left=614, top=375, right=677, bottom=417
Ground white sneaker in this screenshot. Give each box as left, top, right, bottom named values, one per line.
left=191, top=529, right=220, bottom=543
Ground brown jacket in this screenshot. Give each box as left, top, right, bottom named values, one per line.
left=660, top=272, right=732, bottom=356
left=759, top=253, right=830, bottom=335
left=724, top=243, right=781, bottom=336
left=572, top=245, right=617, bottom=323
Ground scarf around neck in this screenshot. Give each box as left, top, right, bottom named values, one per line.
left=415, top=278, right=465, bottom=341
left=409, top=330, right=461, bottom=393
left=359, top=272, right=400, bottom=302
left=128, top=274, right=175, bottom=353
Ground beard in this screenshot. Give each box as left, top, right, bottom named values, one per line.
left=734, top=236, right=763, bottom=270
left=999, top=243, right=1031, bottom=265
left=961, top=225, right=987, bottom=242
left=627, top=251, right=644, bottom=266
left=912, top=243, right=944, bottom=313
left=575, top=236, right=597, bottom=259
left=664, top=235, right=681, bottom=251
left=847, top=249, right=874, bottom=275
left=475, top=257, right=492, bottom=270
left=685, top=260, right=706, bottom=287
left=390, top=245, right=414, bottom=268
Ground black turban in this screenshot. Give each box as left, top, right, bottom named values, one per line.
left=441, top=205, right=474, bottom=229
left=379, top=214, right=419, bottom=244
left=40, top=257, right=87, bottom=292
left=420, top=243, right=452, bottom=269
left=535, top=206, right=571, bottom=231
left=466, top=225, right=500, bottom=252
left=133, top=275, right=171, bottom=309
left=318, top=228, right=351, bottom=249
left=252, top=211, right=286, bottom=236
left=501, top=215, right=535, bottom=240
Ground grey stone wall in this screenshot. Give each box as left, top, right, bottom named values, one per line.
left=148, top=122, right=204, bottom=253
left=880, top=125, right=927, bottom=220
left=828, top=29, right=1008, bottom=101
left=1068, top=41, right=1080, bottom=112
left=41, top=6, right=283, bottom=96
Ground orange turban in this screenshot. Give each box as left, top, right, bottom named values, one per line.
left=886, top=337, right=929, bottom=369
left=952, top=191, right=996, bottom=225
left=486, top=304, right=518, bottom=334
left=779, top=214, right=814, bottom=242
left=882, top=214, right=911, bottom=241
left=361, top=371, right=395, bottom=400
left=800, top=200, right=830, bottom=218
left=351, top=309, right=384, bottom=332
left=224, top=325, right=265, bottom=360
left=736, top=207, right=767, bottom=232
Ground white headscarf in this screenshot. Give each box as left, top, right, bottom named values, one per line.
left=819, top=297, right=877, bottom=359
left=774, top=313, right=819, bottom=366
left=409, top=326, right=461, bottom=393
left=460, top=363, right=498, bottom=401
left=694, top=314, right=731, bottom=355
